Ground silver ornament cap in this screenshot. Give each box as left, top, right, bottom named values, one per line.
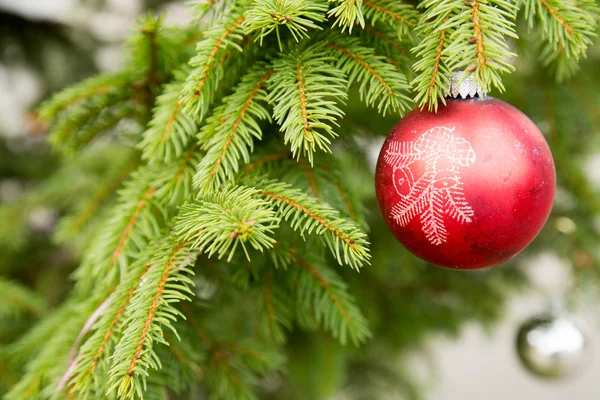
left=448, top=71, right=485, bottom=99
left=516, top=314, right=588, bottom=379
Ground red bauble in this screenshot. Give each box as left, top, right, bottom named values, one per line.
left=375, top=98, right=555, bottom=269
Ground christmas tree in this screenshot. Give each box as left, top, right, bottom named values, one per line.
left=1, top=0, right=599, bottom=399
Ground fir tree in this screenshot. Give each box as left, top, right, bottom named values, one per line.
left=1, top=1, right=600, bottom=399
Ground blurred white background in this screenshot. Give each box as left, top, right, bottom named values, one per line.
left=427, top=280, right=599, bottom=399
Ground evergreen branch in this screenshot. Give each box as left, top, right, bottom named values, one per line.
left=240, top=152, right=294, bottom=177
left=128, top=15, right=161, bottom=109
left=139, top=77, right=198, bottom=164
left=146, top=21, right=158, bottom=91
left=265, top=271, right=276, bottom=322
left=326, top=40, right=412, bottom=115
left=363, top=26, right=409, bottom=55
left=40, top=16, right=197, bottom=155
left=0, top=145, right=135, bottom=250
left=321, top=166, right=361, bottom=223
left=256, top=179, right=370, bottom=269
left=268, top=43, right=348, bottom=163
left=258, top=268, right=294, bottom=343
left=125, top=14, right=197, bottom=83
left=225, top=342, right=278, bottom=373
left=5, top=300, right=98, bottom=400
left=57, top=294, right=115, bottom=393
left=300, top=161, right=320, bottom=197
left=328, top=0, right=365, bottom=33
left=443, top=0, right=518, bottom=92
left=244, top=0, right=328, bottom=49
left=181, top=304, right=213, bottom=347
left=143, top=338, right=204, bottom=395
left=107, top=241, right=197, bottom=399
left=411, top=0, right=518, bottom=104
left=194, top=65, right=274, bottom=191
left=8, top=303, right=75, bottom=361
left=205, top=350, right=260, bottom=400
left=181, top=13, right=247, bottom=118
left=165, top=336, right=203, bottom=380
left=77, top=102, right=143, bottom=148
left=0, top=279, right=46, bottom=320
left=362, top=0, right=418, bottom=37
left=241, top=154, right=366, bottom=227
left=359, top=25, right=414, bottom=77
left=38, top=73, right=131, bottom=124
left=179, top=311, right=287, bottom=400
left=472, top=1, right=487, bottom=69
left=68, top=262, right=153, bottom=397
left=74, top=151, right=199, bottom=289
left=412, top=15, right=450, bottom=111
left=275, top=158, right=367, bottom=225
left=48, top=91, right=140, bottom=154
left=174, top=186, right=280, bottom=261
left=249, top=262, right=294, bottom=344
left=113, top=187, right=157, bottom=265
left=191, top=0, right=228, bottom=21
left=541, top=0, right=574, bottom=34
left=154, top=147, right=203, bottom=206
left=184, top=308, right=284, bottom=376
left=91, top=265, right=152, bottom=371
left=523, top=0, right=598, bottom=80
left=293, top=254, right=371, bottom=345
left=55, top=157, right=140, bottom=243
left=124, top=246, right=185, bottom=375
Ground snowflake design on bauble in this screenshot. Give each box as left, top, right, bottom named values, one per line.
left=384, top=126, right=477, bottom=245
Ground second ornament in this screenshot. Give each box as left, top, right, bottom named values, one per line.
left=375, top=74, right=556, bottom=269
left=516, top=313, right=587, bottom=379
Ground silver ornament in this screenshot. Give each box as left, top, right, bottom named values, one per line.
left=516, top=314, right=587, bottom=379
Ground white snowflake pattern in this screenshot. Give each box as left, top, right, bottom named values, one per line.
left=384, top=126, right=477, bottom=245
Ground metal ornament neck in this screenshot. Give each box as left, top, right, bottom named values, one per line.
left=448, top=71, right=486, bottom=99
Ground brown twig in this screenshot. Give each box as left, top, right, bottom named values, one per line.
left=325, top=44, right=395, bottom=97
left=259, top=190, right=357, bottom=249
left=294, top=255, right=352, bottom=323
left=207, top=70, right=275, bottom=185
left=112, top=187, right=156, bottom=264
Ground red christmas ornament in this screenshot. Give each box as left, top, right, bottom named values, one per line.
left=375, top=88, right=555, bottom=269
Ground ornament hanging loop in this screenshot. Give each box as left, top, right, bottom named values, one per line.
left=448, top=71, right=486, bottom=99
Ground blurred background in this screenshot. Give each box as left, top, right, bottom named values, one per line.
left=1, top=1, right=599, bottom=399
